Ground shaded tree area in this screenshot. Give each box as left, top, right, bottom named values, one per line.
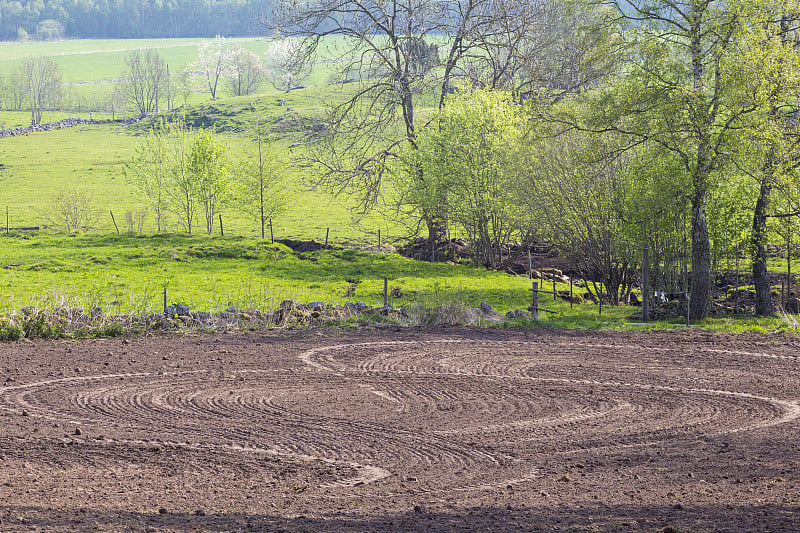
left=0, top=0, right=272, bottom=40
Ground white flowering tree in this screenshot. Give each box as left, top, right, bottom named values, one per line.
left=225, top=45, right=265, bottom=96
left=188, top=36, right=231, bottom=99
left=264, top=39, right=311, bottom=92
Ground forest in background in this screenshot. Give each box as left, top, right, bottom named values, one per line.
left=0, top=0, right=271, bottom=40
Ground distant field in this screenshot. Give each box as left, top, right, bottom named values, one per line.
left=0, top=37, right=352, bottom=106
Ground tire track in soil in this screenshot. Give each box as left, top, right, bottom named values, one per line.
left=1, top=337, right=798, bottom=496
left=297, top=339, right=800, bottom=492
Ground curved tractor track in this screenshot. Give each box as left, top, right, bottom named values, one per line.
left=1, top=328, right=799, bottom=531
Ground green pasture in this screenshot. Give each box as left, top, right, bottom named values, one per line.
left=0, top=232, right=598, bottom=318
left=1, top=232, right=794, bottom=334
left=0, top=121, right=393, bottom=242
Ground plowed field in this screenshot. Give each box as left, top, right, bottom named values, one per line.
left=1, top=328, right=799, bottom=531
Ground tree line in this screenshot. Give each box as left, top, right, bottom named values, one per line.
left=0, top=0, right=271, bottom=41
left=267, top=0, right=800, bottom=319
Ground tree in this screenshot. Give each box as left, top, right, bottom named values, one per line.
left=42, top=186, right=101, bottom=232
left=236, top=130, right=287, bottom=238
left=2, top=69, right=27, bottom=111
left=226, top=44, right=265, bottom=96
left=263, top=39, right=311, bottom=92
left=20, top=56, right=63, bottom=125
left=724, top=11, right=800, bottom=315
left=118, top=49, right=169, bottom=117
left=125, top=130, right=172, bottom=233
left=188, top=36, right=231, bottom=99
left=566, top=0, right=777, bottom=318
left=189, top=129, right=232, bottom=235
left=269, top=0, right=610, bottom=259
left=167, top=122, right=196, bottom=234
left=405, top=89, right=529, bottom=268
left=522, top=130, right=640, bottom=305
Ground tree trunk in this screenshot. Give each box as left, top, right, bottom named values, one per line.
left=690, top=192, right=711, bottom=319
left=751, top=179, right=774, bottom=316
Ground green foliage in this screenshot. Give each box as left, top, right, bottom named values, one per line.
left=403, top=89, right=528, bottom=268
left=189, top=129, right=232, bottom=234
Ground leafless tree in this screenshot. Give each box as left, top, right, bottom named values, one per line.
left=20, top=56, right=63, bottom=125
left=267, top=0, right=609, bottom=258
left=118, top=49, right=169, bottom=117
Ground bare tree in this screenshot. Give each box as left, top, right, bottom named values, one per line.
left=20, top=56, right=63, bottom=125
left=226, top=44, right=265, bottom=96
left=118, top=49, right=169, bottom=117
left=268, top=0, right=608, bottom=258
left=2, top=69, right=26, bottom=111
left=42, top=187, right=101, bottom=232
left=236, top=129, right=286, bottom=238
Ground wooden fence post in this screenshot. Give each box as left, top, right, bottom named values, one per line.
left=528, top=248, right=532, bottom=279
left=383, top=277, right=388, bottom=307
left=163, top=287, right=168, bottom=315
left=325, top=227, right=329, bottom=248
left=553, top=277, right=556, bottom=301
left=219, top=214, right=224, bottom=236
left=110, top=210, right=119, bottom=234
left=570, top=277, right=573, bottom=309
left=531, top=282, right=539, bottom=319
left=5, top=207, right=8, bottom=233
left=378, top=229, right=381, bottom=251
left=599, top=282, right=603, bottom=315
left=270, top=219, right=274, bottom=244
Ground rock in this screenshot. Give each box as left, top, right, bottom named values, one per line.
left=355, top=301, right=370, bottom=312
left=312, top=122, right=328, bottom=132
left=558, top=474, right=572, bottom=482
left=174, top=304, right=191, bottom=316
left=413, top=504, right=426, bottom=513
left=479, top=302, right=492, bottom=313
left=74, top=427, right=82, bottom=436
left=280, top=300, right=295, bottom=310
left=505, top=309, right=529, bottom=320
left=90, top=306, right=103, bottom=318
left=784, top=297, right=800, bottom=313
left=158, top=508, right=167, bottom=514
left=194, top=509, right=206, bottom=516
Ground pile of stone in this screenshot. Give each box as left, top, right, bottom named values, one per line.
left=0, top=117, right=131, bottom=138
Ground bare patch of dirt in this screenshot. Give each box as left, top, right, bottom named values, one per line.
left=1, top=327, right=800, bottom=531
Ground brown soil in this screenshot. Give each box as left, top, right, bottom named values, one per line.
left=1, top=327, right=799, bottom=532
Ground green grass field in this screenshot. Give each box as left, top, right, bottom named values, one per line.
left=0, top=231, right=610, bottom=319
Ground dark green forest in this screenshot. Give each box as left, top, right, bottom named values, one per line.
left=0, top=0, right=271, bottom=40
